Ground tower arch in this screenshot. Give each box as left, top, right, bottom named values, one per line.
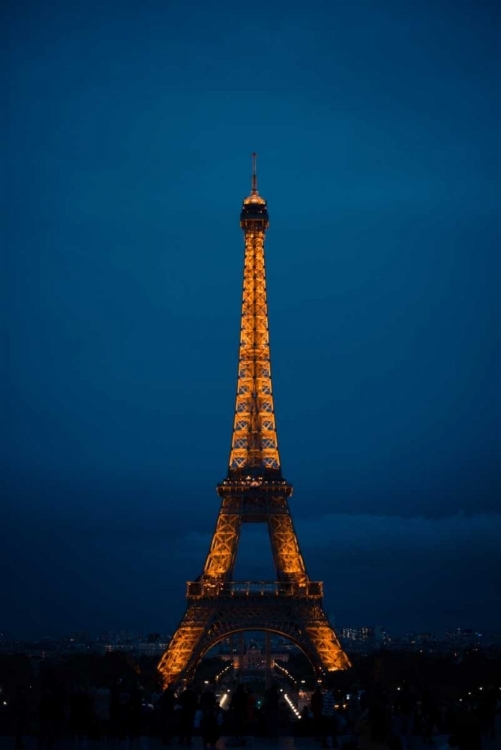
left=186, top=626, right=321, bottom=683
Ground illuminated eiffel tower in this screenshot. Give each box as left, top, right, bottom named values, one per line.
left=158, top=155, right=350, bottom=685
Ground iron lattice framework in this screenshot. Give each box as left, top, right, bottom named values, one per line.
left=158, top=155, right=350, bottom=685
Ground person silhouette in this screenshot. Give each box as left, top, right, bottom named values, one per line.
left=200, top=685, right=219, bottom=749
left=178, top=684, right=198, bottom=746
left=93, top=682, right=111, bottom=741
left=157, top=683, right=176, bottom=745
left=230, top=684, right=247, bottom=745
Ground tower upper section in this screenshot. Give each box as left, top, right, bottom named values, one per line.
left=228, top=155, right=281, bottom=478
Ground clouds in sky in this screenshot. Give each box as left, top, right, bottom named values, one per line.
left=4, top=506, right=500, bottom=637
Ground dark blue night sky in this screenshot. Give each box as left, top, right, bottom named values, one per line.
left=3, top=0, right=501, bottom=638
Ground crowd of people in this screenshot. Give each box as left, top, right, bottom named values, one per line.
left=6, top=673, right=500, bottom=750
left=9, top=676, right=292, bottom=749
left=302, top=680, right=498, bottom=749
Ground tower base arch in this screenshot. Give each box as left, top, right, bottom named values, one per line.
left=158, top=591, right=350, bottom=686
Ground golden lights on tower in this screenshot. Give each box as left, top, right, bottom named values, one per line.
left=157, top=155, right=350, bottom=687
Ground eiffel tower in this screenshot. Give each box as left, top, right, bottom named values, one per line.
left=158, top=155, right=350, bottom=685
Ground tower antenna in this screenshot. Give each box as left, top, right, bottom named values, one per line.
left=251, top=152, right=258, bottom=194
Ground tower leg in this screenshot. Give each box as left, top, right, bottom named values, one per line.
left=268, top=511, right=308, bottom=584
left=303, top=606, right=351, bottom=673
left=203, top=510, right=241, bottom=579
left=158, top=604, right=214, bottom=686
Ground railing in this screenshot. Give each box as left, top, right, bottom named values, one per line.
left=186, top=580, right=323, bottom=599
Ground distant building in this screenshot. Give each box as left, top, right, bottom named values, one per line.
left=220, top=640, right=289, bottom=669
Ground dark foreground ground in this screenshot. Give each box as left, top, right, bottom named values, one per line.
left=1, top=726, right=501, bottom=750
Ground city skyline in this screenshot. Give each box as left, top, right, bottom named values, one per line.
left=4, top=0, right=501, bottom=638
left=1, top=622, right=496, bottom=645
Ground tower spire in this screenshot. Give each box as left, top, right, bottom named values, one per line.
left=251, top=152, right=258, bottom=194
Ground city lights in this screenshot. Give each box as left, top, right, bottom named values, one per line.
left=283, top=693, right=301, bottom=719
